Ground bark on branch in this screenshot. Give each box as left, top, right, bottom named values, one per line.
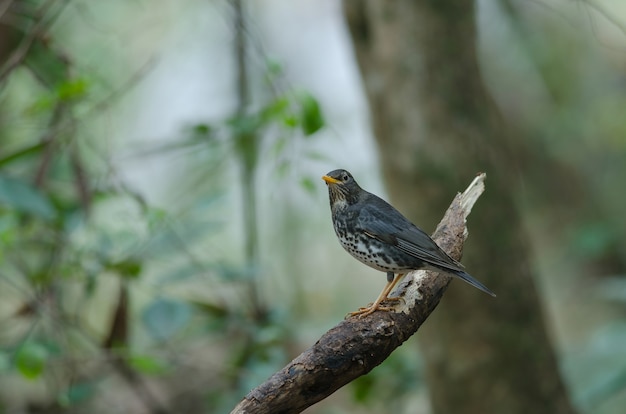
left=231, top=174, right=487, bottom=414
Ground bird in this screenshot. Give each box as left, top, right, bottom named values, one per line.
left=322, top=168, right=495, bottom=317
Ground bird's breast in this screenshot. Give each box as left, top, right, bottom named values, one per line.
left=332, top=216, right=416, bottom=273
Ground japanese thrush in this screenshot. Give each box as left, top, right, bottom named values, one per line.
left=322, top=169, right=495, bottom=317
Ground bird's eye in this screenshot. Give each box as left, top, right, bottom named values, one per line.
left=341, top=173, right=349, bottom=181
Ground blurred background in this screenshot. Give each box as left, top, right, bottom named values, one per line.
left=1, top=0, right=625, bottom=413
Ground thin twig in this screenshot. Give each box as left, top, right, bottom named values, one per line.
left=0, top=0, right=68, bottom=83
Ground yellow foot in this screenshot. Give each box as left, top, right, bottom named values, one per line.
left=347, top=299, right=402, bottom=318
left=347, top=305, right=389, bottom=318
left=348, top=272, right=406, bottom=318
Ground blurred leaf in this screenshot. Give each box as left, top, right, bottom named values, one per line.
left=230, top=117, right=260, bottom=171
left=298, top=93, right=324, bottom=136
left=276, top=160, right=290, bottom=178
left=261, top=96, right=289, bottom=122
left=191, top=299, right=228, bottom=319
left=581, top=368, right=626, bottom=409
left=240, top=347, right=288, bottom=396
left=265, top=58, right=284, bottom=77
left=304, top=150, right=331, bottom=162
left=215, top=262, right=258, bottom=282
left=255, top=325, right=286, bottom=348
left=56, top=78, right=89, bottom=102
left=228, top=114, right=262, bottom=137
left=570, top=221, right=616, bottom=258
left=128, top=354, right=168, bottom=375
left=26, top=95, right=56, bottom=114
left=58, top=382, right=97, bottom=406
left=564, top=322, right=626, bottom=410
left=15, top=342, right=48, bottom=380
left=282, top=114, right=298, bottom=128
left=191, top=193, right=225, bottom=214
left=0, top=214, right=18, bottom=245
left=189, top=123, right=213, bottom=141
left=24, top=39, right=68, bottom=88
left=143, top=298, right=191, bottom=341
left=0, top=175, right=55, bottom=219
left=142, top=218, right=223, bottom=258
left=350, top=349, right=423, bottom=406
left=352, top=375, right=375, bottom=403
left=109, top=259, right=142, bottom=279
left=0, top=142, right=46, bottom=167
left=155, top=261, right=206, bottom=285
left=146, top=207, right=168, bottom=232
left=588, top=323, right=626, bottom=356
left=299, top=177, right=316, bottom=194
left=271, top=136, right=288, bottom=157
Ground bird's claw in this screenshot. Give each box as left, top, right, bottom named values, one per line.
left=347, top=306, right=380, bottom=318
left=347, top=297, right=404, bottom=319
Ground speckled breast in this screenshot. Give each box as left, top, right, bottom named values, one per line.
left=332, top=216, right=421, bottom=273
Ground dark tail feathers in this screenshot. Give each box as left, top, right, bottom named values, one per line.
left=452, top=270, right=496, bottom=297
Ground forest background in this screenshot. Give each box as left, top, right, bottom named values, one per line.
left=1, top=1, right=626, bottom=413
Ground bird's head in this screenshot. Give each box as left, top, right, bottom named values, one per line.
left=322, top=169, right=362, bottom=208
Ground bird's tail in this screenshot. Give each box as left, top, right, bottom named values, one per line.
left=452, top=270, right=496, bottom=297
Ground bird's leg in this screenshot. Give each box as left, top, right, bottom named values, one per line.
left=384, top=272, right=406, bottom=301
left=386, top=271, right=394, bottom=283
left=348, top=273, right=405, bottom=318
left=375, top=271, right=404, bottom=302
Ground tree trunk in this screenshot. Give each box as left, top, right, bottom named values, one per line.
left=343, top=1, right=577, bottom=413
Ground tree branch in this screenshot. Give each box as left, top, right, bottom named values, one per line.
left=231, top=173, right=487, bottom=414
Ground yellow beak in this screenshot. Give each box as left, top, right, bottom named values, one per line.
left=322, top=175, right=341, bottom=184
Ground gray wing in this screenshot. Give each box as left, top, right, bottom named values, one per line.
left=356, top=195, right=496, bottom=297
left=357, top=200, right=464, bottom=273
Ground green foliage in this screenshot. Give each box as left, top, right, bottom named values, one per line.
left=58, top=381, right=98, bottom=407
left=564, top=322, right=626, bottom=413
left=0, top=174, right=55, bottom=219
left=128, top=354, right=169, bottom=375
left=569, top=221, right=619, bottom=260
left=56, top=78, right=89, bottom=102
left=350, top=350, right=423, bottom=408
left=298, top=92, right=325, bottom=136
left=0, top=11, right=332, bottom=406
left=11, top=1, right=626, bottom=413
left=143, top=298, right=192, bottom=341
left=108, top=258, right=143, bottom=279
left=24, top=39, right=71, bottom=88
left=299, top=176, right=317, bottom=194
left=15, top=342, right=49, bottom=380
